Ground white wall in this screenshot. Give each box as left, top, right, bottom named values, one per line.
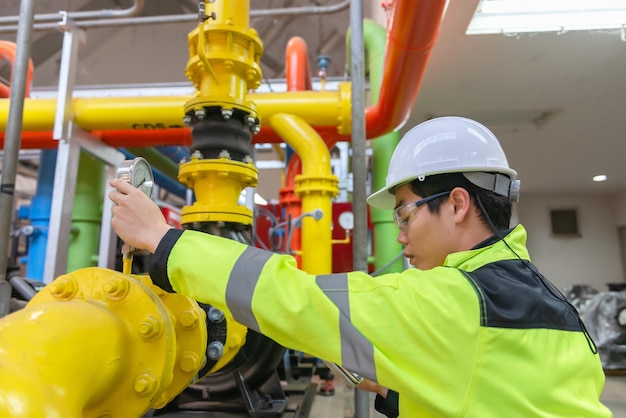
left=516, top=195, right=624, bottom=293
left=612, top=193, right=626, bottom=226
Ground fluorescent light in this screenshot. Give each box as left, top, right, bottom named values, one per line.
left=592, top=174, right=608, bottom=182
left=467, top=0, right=626, bottom=35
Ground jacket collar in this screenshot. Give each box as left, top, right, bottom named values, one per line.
left=443, top=224, right=530, bottom=270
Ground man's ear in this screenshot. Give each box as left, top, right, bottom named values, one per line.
left=449, top=187, right=472, bottom=221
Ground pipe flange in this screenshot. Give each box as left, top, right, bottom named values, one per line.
left=30, top=267, right=177, bottom=416
left=136, top=276, right=209, bottom=409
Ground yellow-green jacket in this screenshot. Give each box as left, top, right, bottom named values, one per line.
left=150, top=224, right=611, bottom=417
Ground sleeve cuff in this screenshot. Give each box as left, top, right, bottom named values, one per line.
left=149, top=228, right=184, bottom=293
left=374, top=389, right=399, bottom=418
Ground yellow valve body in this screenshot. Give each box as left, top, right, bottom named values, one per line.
left=184, top=0, right=263, bottom=118
left=178, top=157, right=259, bottom=226
left=0, top=268, right=209, bottom=417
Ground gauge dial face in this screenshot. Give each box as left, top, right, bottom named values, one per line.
left=338, top=211, right=354, bottom=230
left=116, top=157, right=154, bottom=198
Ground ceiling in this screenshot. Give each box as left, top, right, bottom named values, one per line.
left=2, top=0, right=626, bottom=199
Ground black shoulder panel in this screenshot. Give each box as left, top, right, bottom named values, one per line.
left=462, top=260, right=583, bottom=331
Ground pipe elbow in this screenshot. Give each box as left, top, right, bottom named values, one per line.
left=268, top=113, right=332, bottom=178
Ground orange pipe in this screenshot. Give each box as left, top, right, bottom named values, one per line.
left=0, top=41, right=34, bottom=99
left=364, top=0, right=447, bottom=138
left=286, top=37, right=312, bottom=92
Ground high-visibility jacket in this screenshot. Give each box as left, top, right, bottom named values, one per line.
left=150, top=224, right=612, bottom=417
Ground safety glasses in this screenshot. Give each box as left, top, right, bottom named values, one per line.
left=392, top=191, right=451, bottom=231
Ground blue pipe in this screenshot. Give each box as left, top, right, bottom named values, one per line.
left=23, top=149, right=56, bottom=281
left=156, top=146, right=190, bottom=165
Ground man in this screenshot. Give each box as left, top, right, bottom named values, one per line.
left=109, top=116, right=611, bottom=417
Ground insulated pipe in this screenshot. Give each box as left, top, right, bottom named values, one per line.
left=269, top=113, right=338, bottom=275
left=0, top=41, right=33, bottom=98
left=364, top=0, right=447, bottom=138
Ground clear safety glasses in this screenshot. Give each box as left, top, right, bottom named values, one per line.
left=392, top=191, right=452, bottom=231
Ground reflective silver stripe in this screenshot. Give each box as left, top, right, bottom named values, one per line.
left=225, top=246, right=273, bottom=332
left=316, top=273, right=377, bottom=381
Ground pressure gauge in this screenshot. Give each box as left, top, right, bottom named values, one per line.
left=116, top=157, right=154, bottom=198
left=338, top=211, right=354, bottom=230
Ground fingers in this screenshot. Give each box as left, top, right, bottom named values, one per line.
left=108, top=178, right=172, bottom=252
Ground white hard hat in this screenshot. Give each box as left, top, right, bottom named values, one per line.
left=367, top=116, right=520, bottom=210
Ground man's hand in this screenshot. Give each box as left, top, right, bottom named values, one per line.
left=109, top=178, right=173, bottom=253
left=358, top=378, right=389, bottom=397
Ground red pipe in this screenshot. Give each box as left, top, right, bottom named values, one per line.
left=0, top=41, right=34, bottom=99
left=4, top=0, right=445, bottom=147
left=1, top=126, right=348, bottom=149
left=278, top=156, right=303, bottom=263
left=364, top=0, right=447, bottom=138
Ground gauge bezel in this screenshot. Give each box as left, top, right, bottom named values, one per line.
left=116, top=157, right=154, bottom=198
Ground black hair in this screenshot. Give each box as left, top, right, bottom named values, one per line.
left=408, top=172, right=512, bottom=232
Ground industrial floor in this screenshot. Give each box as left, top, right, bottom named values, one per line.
left=307, top=374, right=626, bottom=418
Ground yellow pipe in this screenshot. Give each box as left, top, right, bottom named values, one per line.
left=178, top=155, right=259, bottom=225
left=185, top=0, right=263, bottom=118
left=0, top=86, right=352, bottom=133
left=0, top=301, right=128, bottom=417
left=0, top=267, right=209, bottom=417
left=269, top=113, right=338, bottom=274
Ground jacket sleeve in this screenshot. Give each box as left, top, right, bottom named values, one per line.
left=149, top=229, right=383, bottom=381
left=149, top=228, right=183, bottom=292
left=149, top=229, right=483, bottom=414
left=375, top=390, right=399, bottom=418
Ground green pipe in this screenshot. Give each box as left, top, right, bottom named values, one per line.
left=348, top=20, right=403, bottom=274
left=67, top=151, right=105, bottom=272
left=126, top=147, right=181, bottom=181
